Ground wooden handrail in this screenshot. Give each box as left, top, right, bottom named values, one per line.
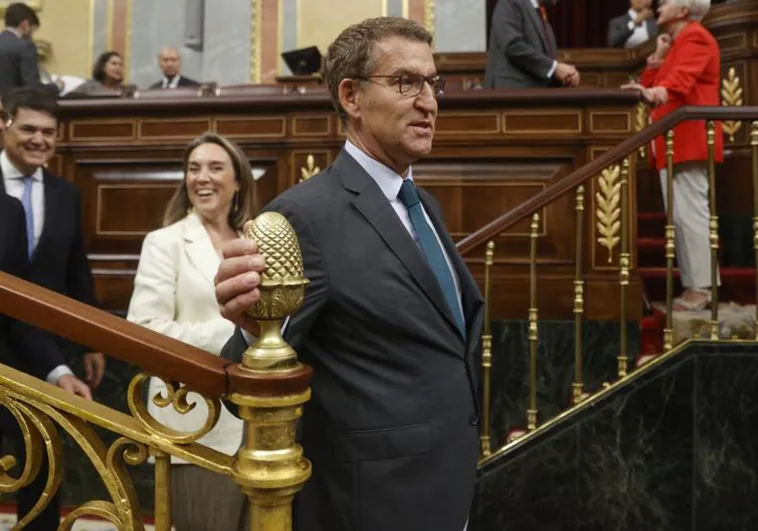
left=456, top=105, right=758, bottom=255
left=55, top=87, right=642, bottom=116
left=0, top=273, right=312, bottom=398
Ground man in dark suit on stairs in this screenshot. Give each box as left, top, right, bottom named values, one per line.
left=214, top=16, right=484, bottom=531
left=484, top=0, right=580, bottom=89
left=0, top=3, right=55, bottom=96
left=0, top=86, right=104, bottom=529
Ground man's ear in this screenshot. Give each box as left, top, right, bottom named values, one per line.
left=338, top=78, right=362, bottom=121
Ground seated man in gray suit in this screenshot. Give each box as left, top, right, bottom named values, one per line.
left=215, top=16, right=484, bottom=531
left=608, top=0, right=658, bottom=48
left=484, top=0, right=580, bottom=89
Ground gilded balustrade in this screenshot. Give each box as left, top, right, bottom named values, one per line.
left=478, top=109, right=758, bottom=463
left=0, top=212, right=310, bottom=531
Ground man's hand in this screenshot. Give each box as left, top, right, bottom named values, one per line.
left=634, top=8, right=654, bottom=26
left=83, top=352, right=106, bottom=389
left=555, top=63, right=580, bottom=87
left=57, top=374, right=92, bottom=400
left=214, top=231, right=267, bottom=335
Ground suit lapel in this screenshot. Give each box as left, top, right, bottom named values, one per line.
left=335, top=152, right=463, bottom=338
left=420, top=192, right=483, bottom=346
left=182, top=213, right=220, bottom=289
left=33, top=170, right=58, bottom=262
left=524, top=0, right=550, bottom=55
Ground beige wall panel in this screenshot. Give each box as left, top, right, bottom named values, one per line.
left=34, top=0, right=93, bottom=78
left=296, top=0, right=383, bottom=54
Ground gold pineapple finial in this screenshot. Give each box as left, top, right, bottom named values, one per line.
left=243, top=212, right=309, bottom=371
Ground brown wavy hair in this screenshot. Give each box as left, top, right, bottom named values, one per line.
left=163, top=132, right=256, bottom=229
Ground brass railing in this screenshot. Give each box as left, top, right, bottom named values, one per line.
left=466, top=106, right=758, bottom=464
left=0, top=212, right=310, bottom=531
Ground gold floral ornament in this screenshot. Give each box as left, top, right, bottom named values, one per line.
left=721, top=67, right=743, bottom=142
left=596, top=164, right=621, bottom=263
left=300, top=154, right=320, bottom=182
left=127, top=373, right=222, bottom=444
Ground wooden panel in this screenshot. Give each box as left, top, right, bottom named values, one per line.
left=290, top=151, right=331, bottom=187
left=138, top=118, right=211, bottom=140
left=503, top=111, right=581, bottom=134
left=69, top=121, right=136, bottom=141
left=590, top=111, right=631, bottom=134
left=214, top=117, right=286, bottom=138
left=435, top=113, right=500, bottom=135
left=97, top=184, right=178, bottom=236
left=292, top=116, right=331, bottom=136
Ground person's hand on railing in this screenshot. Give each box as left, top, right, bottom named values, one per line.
left=83, top=352, right=106, bottom=389
left=214, top=237, right=267, bottom=336
left=555, top=63, right=581, bottom=87
left=56, top=373, right=92, bottom=400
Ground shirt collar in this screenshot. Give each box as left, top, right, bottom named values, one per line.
left=1, top=150, right=44, bottom=181
left=529, top=0, right=540, bottom=9
left=344, top=140, right=413, bottom=202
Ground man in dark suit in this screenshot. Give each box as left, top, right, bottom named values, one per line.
left=0, top=86, right=104, bottom=529
left=215, top=17, right=484, bottom=531
left=148, top=47, right=200, bottom=90
left=0, top=193, right=92, bottom=530
left=484, top=0, right=580, bottom=89
left=0, top=3, right=47, bottom=96
left=608, top=0, right=658, bottom=48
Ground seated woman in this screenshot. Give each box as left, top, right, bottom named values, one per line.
left=71, top=51, right=125, bottom=94
left=127, top=132, right=256, bottom=531
left=623, top=0, right=722, bottom=311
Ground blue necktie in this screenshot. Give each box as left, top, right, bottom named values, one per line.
left=397, top=179, right=465, bottom=337
left=21, top=176, right=35, bottom=259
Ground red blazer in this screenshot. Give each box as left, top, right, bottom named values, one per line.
left=641, top=22, right=723, bottom=171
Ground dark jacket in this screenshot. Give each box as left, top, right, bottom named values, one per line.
left=0, top=29, right=41, bottom=95
left=148, top=75, right=200, bottom=90
left=222, top=150, right=485, bottom=531
left=607, top=11, right=658, bottom=48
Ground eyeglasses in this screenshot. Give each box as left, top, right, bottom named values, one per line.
left=355, top=74, right=446, bottom=97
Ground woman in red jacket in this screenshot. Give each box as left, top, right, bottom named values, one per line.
left=624, top=0, right=722, bottom=311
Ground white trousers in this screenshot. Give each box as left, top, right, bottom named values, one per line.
left=659, top=163, right=721, bottom=289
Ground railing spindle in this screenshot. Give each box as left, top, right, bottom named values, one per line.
left=618, top=159, right=631, bottom=377
left=664, top=131, right=676, bottom=351
left=527, top=213, right=539, bottom=431
left=752, top=121, right=758, bottom=340
left=152, top=450, right=172, bottom=531
left=707, top=121, right=720, bottom=339
left=480, top=241, right=495, bottom=458
left=573, top=187, right=585, bottom=403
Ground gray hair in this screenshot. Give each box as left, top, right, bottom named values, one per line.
left=666, top=0, right=711, bottom=21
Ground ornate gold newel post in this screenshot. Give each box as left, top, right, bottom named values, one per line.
left=229, top=212, right=313, bottom=531
left=618, top=159, right=630, bottom=378
left=663, top=131, right=676, bottom=351
left=707, top=122, right=720, bottom=340
left=527, top=214, right=540, bottom=431
left=480, top=241, right=495, bottom=458
left=752, top=121, right=758, bottom=338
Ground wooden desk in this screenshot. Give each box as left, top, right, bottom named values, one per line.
left=55, top=88, right=642, bottom=320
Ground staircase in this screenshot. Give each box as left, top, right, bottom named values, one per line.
left=636, top=169, right=757, bottom=355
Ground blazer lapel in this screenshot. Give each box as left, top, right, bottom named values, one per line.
left=335, top=152, right=463, bottom=339
left=181, top=213, right=220, bottom=288
left=420, top=192, right=484, bottom=347
left=524, top=0, right=550, bottom=55
left=33, top=170, right=58, bottom=263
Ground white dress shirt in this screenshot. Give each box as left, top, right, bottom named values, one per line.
left=162, top=75, right=181, bottom=89
left=624, top=8, right=651, bottom=48
left=1, top=151, right=73, bottom=384
left=528, top=0, right=558, bottom=79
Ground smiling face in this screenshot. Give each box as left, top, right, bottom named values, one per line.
left=3, top=107, right=56, bottom=175
left=340, top=36, right=438, bottom=175
left=104, top=54, right=124, bottom=83
left=185, top=142, right=239, bottom=223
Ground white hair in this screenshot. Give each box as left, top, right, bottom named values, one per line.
left=667, top=0, right=711, bottom=21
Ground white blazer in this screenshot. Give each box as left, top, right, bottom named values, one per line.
left=127, top=212, right=243, bottom=462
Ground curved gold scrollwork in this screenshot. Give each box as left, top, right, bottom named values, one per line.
left=58, top=500, right=123, bottom=531
left=127, top=372, right=222, bottom=444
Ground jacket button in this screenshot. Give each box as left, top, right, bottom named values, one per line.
left=469, top=415, right=479, bottom=426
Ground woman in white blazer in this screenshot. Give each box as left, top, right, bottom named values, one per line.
left=127, top=132, right=256, bottom=531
